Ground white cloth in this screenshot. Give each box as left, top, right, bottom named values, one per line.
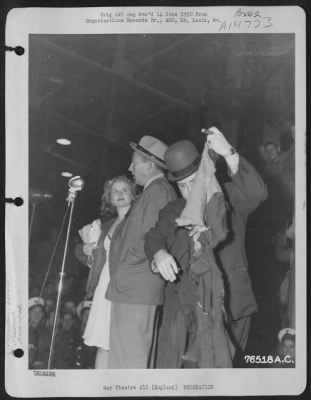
left=176, top=140, right=222, bottom=227
left=78, top=218, right=101, bottom=245
left=83, top=235, right=112, bottom=349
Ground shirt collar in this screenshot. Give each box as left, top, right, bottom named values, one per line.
left=177, top=171, right=197, bottom=184
left=144, top=172, right=165, bottom=190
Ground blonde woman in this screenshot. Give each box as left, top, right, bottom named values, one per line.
left=76, top=175, right=135, bottom=368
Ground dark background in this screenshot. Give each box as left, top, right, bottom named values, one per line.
left=28, top=33, right=296, bottom=359
left=28, top=33, right=294, bottom=235
left=1, top=0, right=309, bottom=398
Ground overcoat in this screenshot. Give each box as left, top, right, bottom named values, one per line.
left=106, top=176, right=177, bottom=305
left=75, top=218, right=115, bottom=300
left=145, top=156, right=268, bottom=321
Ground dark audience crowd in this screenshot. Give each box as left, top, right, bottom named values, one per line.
left=28, top=275, right=96, bottom=369
left=243, top=118, right=295, bottom=366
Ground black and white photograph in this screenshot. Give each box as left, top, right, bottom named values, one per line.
left=5, top=6, right=306, bottom=397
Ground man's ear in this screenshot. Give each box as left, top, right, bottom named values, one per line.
left=149, top=160, right=156, bottom=172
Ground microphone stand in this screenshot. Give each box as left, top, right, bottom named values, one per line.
left=29, top=201, right=38, bottom=244
left=47, top=180, right=82, bottom=369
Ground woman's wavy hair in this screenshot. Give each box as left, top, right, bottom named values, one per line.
left=99, top=175, right=136, bottom=219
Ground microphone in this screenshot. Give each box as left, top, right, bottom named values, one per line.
left=68, top=176, right=84, bottom=192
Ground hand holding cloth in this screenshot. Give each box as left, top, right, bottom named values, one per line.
left=176, top=131, right=233, bottom=368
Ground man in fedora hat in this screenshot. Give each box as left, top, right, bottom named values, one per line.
left=106, top=135, right=176, bottom=368
left=145, top=128, right=267, bottom=367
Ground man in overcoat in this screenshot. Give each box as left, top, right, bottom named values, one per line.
left=106, top=136, right=177, bottom=368
left=145, top=128, right=268, bottom=367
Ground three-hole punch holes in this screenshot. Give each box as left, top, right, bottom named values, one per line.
left=14, top=349, right=24, bottom=358
left=5, top=45, right=25, bottom=55
left=14, top=197, right=24, bottom=206
left=14, top=46, right=25, bottom=56
left=5, top=197, right=24, bottom=206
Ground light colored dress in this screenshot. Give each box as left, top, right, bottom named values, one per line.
left=83, top=235, right=111, bottom=349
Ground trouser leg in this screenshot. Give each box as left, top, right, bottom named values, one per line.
left=229, top=316, right=251, bottom=355
left=108, top=303, right=157, bottom=369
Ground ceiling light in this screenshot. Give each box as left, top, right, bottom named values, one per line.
left=56, top=138, right=71, bottom=145
left=61, top=172, right=73, bottom=178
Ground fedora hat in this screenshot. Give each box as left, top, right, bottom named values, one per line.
left=130, top=136, right=168, bottom=169
left=165, top=140, right=201, bottom=182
